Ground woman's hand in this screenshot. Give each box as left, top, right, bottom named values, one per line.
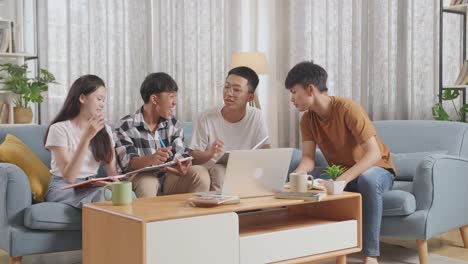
left=83, top=113, right=105, bottom=141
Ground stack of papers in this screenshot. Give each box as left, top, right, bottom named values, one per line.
left=275, top=191, right=327, bottom=201
left=283, top=179, right=326, bottom=191
left=187, top=194, right=240, bottom=207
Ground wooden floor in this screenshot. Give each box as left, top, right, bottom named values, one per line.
left=305, top=229, right=468, bottom=264
left=1, top=229, right=467, bottom=263
left=381, top=228, right=468, bottom=262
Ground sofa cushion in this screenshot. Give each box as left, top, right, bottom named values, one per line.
left=0, top=124, right=51, bottom=166
left=382, top=190, right=416, bottom=216
left=182, top=122, right=194, bottom=146
left=392, top=151, right=447, bottom=181
left=0, top=134, right=51, bottom=202
left=392, top=181, right=413, bottom=193
left=24, top=202, right=82, bottom=231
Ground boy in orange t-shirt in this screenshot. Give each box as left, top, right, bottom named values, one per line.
left=285, top=61, right=395, bottom=264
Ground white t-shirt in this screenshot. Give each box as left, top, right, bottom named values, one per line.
left=189, top=106, right=270, bottom=155
left=45, top=120, right=115, bottom=178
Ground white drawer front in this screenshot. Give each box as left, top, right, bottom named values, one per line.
left=146, top=212, right=239, bottom=264
left=240, top=220, right=357, bottom=264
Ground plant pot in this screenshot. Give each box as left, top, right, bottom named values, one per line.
left=324, top=180, right=346, bottom=195
left=13, top=107, right=33, bottom=124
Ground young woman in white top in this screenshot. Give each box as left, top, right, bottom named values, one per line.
left=44, top=75, right=119, bottom=208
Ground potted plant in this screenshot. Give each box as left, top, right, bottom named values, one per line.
left=0, top=63, right=56, bottom=123
left=321, top=164, right=347, bottom=195
left=432, top=89, right=468, bottom=122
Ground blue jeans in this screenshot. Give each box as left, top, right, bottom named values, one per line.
left=313, top=166, right=394, bottom=256
left=344, top=167, right=394, bottom=256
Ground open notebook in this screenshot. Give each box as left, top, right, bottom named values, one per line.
left=62, top=156, right=193, bottom=189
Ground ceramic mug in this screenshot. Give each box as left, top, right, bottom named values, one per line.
left=289, top=172, right=313, bottom=192
left=104, top=181, right=132, bottom=205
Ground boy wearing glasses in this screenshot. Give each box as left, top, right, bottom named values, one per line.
left=189, top=66, right=271, bottom=191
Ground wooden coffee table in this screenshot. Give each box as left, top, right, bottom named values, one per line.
left=83, top=192, right=361, bottom=264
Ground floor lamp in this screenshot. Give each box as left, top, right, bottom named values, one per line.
left=229, top=52, right=270, bottom=109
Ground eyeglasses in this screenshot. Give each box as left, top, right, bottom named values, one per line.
left=224, top=85, right=252, bottom=96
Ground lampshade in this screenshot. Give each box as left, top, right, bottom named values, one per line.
left=230, top=52, right=270, bottom=75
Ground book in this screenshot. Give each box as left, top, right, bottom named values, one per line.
left=126, top=156, right=193, bottom=175
left=62, top=174, right=129, bottom=190
left=2, top=103, right=9, bottom=123
left=187, top=194, right=240, bottom=207
left=0, top=30, right=4, bottom=51
left=275, top=191, right=327, bottom=201
left=0, top=27, right=9, bottom=53
left=0, top=103, right=5, bottom=124
left=0, top=103, right=9, bottom=124
left=62, top=156, right=194, bottom=189
left=283, top=179, right=326, bottom=191
left=9, top=21, right=14, bottom=53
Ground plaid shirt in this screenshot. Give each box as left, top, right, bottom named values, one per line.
left=113, top=107, right=187, bottom=173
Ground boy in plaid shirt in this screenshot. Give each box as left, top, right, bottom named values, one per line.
left=114, top=72, right=210, bottom=197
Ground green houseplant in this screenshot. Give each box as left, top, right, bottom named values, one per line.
left=432, top=89, right=468, bottom=122
left=321, top=164, right=347, bottom=195
left=0, top=63, right=56, bottom=123
left=321, top=164, right=346, bottom=181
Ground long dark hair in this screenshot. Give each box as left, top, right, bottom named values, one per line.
left=44, top=75, right=113, bottom=163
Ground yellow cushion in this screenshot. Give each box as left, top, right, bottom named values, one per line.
left=0, top=134, right=50, bottom=202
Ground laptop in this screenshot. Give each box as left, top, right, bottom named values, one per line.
left=196, top=148, right=293, bottom=198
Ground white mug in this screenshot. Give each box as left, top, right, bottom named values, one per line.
left=289, top=172, right=313, bottom=192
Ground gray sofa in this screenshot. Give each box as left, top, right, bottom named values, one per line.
left=375, top=120, right=468, bottom=263
left=0, top=122, right=300, bottom=263
left=0, top=125, right=82, bottom=263
left=299, top=120, right=468, bottom=263
left=1, top=120, right=468, bottom=263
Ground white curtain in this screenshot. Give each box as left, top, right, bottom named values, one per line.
left=37, top=0, right=462, bottom=148
left=275, top=0, right=461, bottom=148
left=152, top=0, right=241, bottom=122
left=38, top=0, right=152, bottom=124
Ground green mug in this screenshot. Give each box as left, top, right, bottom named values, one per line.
left=104, top=181, right=132, bottom=205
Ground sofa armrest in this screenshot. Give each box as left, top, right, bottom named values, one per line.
left=0, top=163, right=33, bottom=227
left=413, top=154, right=468, bottom=238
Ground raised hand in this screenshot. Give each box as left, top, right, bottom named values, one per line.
left=84, top=113, right=105, bottom=141
left=208, top=139, right=225, bottom=159
left=152, top=146, right=173, bottom=165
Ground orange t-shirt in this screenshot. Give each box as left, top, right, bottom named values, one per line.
left=300, top=96, right=396, bottom=175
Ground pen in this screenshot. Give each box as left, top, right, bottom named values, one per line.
left=158, top=136, right=174, bottom=160
left=252, top=136, right=269, bottom=150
